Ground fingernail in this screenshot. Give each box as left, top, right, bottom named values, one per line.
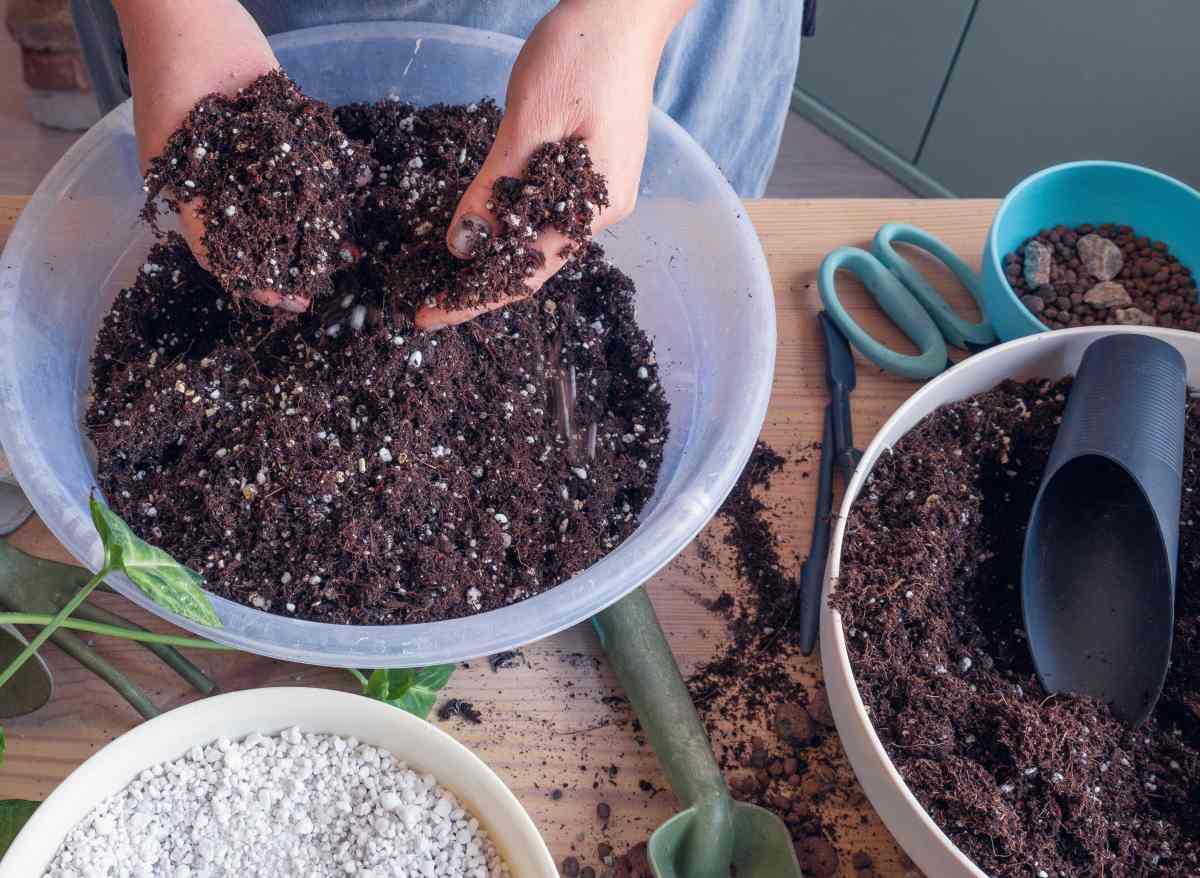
left=448, top=214, right=491, bottom=259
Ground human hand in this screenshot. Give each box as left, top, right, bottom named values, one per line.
left=417, top=0, right=694, bottom=330
left=114, top=0, right=305, bottom=310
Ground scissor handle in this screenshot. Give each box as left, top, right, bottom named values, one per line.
left=818, top=246, right=948, bottom=381
left=872, top=223, right=996, bottom=350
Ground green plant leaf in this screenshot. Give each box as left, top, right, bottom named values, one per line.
left=88, top=496, right=222, bottom=628
left=364, top=668, right=411, bottom=701
left=0, top=799, right=37, bottom=857
left=363, top=664, right=455, bottom=720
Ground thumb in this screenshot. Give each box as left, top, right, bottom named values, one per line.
left=446, top=115, right=539, bottom=260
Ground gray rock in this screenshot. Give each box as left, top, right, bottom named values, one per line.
left=1077, top=233, right=1124, bottom=281
left=1083, top=281, right=1132, bottom=309
left=1114, top=307, right=1155, bottom=326
left=1019, top=294, right=1045, bottom=314
left=1023, top=239, right=1053, bottom=288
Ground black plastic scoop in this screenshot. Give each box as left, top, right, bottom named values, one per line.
left=1022, top=333, right=1187, bottom=724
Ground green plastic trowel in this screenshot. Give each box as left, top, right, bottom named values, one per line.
left=593, top=588, right=803, bottom=878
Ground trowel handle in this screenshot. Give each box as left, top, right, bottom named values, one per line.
left=592, top=587, right=732, bottom=812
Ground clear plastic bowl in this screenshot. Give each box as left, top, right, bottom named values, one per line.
left=0, top=22, right=774, bottom=667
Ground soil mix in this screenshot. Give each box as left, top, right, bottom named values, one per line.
left=141, top=71, right=369, bottom=302
left=88, top=79, right=666, bottom=625
left=686, top=443, right=862, bottom=877
left=833, top=377, right=1200, bottom=876
left=1005, top=223, right=1199, bottom=331
left=144, top=71, right=607, bottom=312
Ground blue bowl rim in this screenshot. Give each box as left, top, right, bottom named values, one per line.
left=987, top=160, right=1200, bottom=330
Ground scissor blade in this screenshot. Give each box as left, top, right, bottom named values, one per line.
left=819, top=311, right=857, bottom=392
left=818, top=312, right=860, bottom=484
left=799, top=405, right=837, bottom=656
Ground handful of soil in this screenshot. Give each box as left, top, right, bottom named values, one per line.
left=144, top=72, right=608, bottom=312
left=89, top=81, right=666, bottom=625
left=834, top=378, right=1200, bottom=876
left=340, top=97, right=608, bottom=310
left=141, top=71, right=370, bottom=302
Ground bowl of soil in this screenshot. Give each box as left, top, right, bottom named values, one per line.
left=0, top=23, right=774, bottom=666
left=1, top=687, right=556, bottom=876
left=981, top=160, right=1200, bottom=340
left=821, top=326, right=1200, bottom=877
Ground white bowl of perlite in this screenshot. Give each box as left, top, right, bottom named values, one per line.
left=1, top=687, right=557, bottom=877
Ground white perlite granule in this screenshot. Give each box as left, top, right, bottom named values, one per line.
left=43, top=728, right=510, bottom=878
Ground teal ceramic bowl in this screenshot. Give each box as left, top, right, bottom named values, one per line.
left=982, top=161, right=1200, bottom=341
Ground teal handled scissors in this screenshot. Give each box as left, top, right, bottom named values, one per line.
left=819, top=223, right=996, bottom=380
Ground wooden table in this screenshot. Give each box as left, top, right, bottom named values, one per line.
left=0, top=196, right=998, bottom=876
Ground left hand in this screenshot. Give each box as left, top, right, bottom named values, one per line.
left=416, top=0, right=694, bottom=330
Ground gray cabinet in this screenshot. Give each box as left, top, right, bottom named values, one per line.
left=917, top=0, right=1200, bottom=195
left=794, top=0, right=1200, bottom=196
left=795, top=0, right=975, bottom=161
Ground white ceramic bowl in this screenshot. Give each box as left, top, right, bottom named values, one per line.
left=819, top=326, right=1200, bottom=877
left=0, top=688, right=557, bottom=877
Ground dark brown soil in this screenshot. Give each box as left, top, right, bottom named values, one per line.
left=141, top=71, right=370, bottom=302
left=88, top=94, right=665, bottom=625
left=833, top=377, right=1200, bottom=877
left=576, top=440, right=873, bottom=877
left=437, top=698, right=482, bottom=724
left=142, top=72, right=608, bottom=312
left=338, top=99, right=606, bottom=311
left=685, top=442, right=850, bottom=875
left=687, top=442, right=811, bottom=741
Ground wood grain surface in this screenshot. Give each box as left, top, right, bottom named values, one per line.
left=0, top=195, right=1000, bottom=876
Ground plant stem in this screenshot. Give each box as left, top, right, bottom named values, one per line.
left=347, top=668, right=369, bottom=689
left=0, top=614, right=232, bottom=651
left=46, top=627, right=160, bottom=720
left=73, top=602, right=220, bottom=694
left=0, top=566, right=110, bottom=690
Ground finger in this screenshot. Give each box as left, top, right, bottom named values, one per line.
left=522, top=227, right=576, bottom=293
left=251, top=289, right=283, bottom=308
left=177, top=201, right=213, bottom=272
left=417, top=224, right=586, bottom=331
left=250, top=290, right=310, bottom=312
left=415, top=290, right=531, bottom=332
